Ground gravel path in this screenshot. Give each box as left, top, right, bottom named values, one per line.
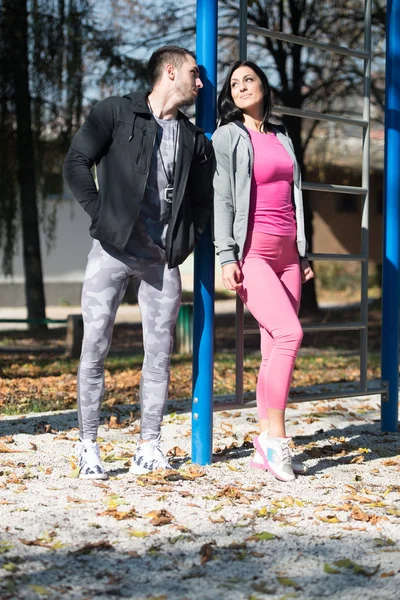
left=0, top=395, right=399, bottom=600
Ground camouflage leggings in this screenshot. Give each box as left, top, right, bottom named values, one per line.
left=78, top=240, right=182, bottom=440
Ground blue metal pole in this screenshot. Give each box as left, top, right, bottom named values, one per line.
left=192, top=0, right=217, bottom=465
left=381, top=0, right=400, bottom=432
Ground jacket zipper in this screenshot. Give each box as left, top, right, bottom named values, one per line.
left=122, top=120, right=157, bottom=249
left=165, top=127, right=196, bottom=267
left=242, top=132, right=253, bottom=257
left=136, top=130, right=146, bottom=164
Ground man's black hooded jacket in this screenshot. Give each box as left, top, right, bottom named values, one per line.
left=63, top=91, right=214, bottom=268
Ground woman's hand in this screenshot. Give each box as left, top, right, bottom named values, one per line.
left=300, top=259, right=314, bottom=284
left=222, top=262, right=243, bottom=291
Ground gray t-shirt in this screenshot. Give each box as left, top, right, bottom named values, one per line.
left=103, top=115, right=179, bottom=265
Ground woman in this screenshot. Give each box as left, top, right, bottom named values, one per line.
left=212, top=60, right=314, bottom=482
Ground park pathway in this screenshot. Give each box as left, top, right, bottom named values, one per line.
left=0, top=395, right=399, bottom=599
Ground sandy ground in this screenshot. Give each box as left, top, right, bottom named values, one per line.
left=0, top=394, right=399, bottom=600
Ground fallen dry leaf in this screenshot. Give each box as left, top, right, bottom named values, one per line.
left=146, top=509, right=173, bottom=526
left=106, top=415, right=120, bottom=429
left=183, top=465, right=206, bottom=479
left=98, top=506, right=137, bottom=520
left=71, top=540, right=113, bottom=555
left=351, top=506, right=370, bottom=522
left=350, top=506, right=384, bottom=525
left=217, top=485, right=251, bottom=505
left=103, top=397, right=123, bottom=407
left=127, top=425, right=141, bottom=435
left=67, top=496, right=96, bottom=504
left=277, top=576, right=302, bottom=590
left=6, top=473, right=22, bottom=485
left=100, top=442, right=114, bottom=452
left=0, top=436, right=14, bottom=444
left=244, top=432, right=257, bottom=444
left=0, top=442, right=24, bottom=453
left=382, top=459, right=400, bottom=467
left=128, top=530, right=152, bottom=538
left=92, top=481, right=109, bottom=489
left=167, top=446, right=188, bottom=458
left=342, top=494, right=377, bottom=504
left=247, top=532, right=276, bottom=542
left=27, top=585, right=51, bottom=595
left=19, top=538, right=55, bottom=549
left=0, top=460, right=15, bottom=467
left=200, top=542, right=214, bottom=565
left=209, top=515, right=226, bottom=524
left=317, top=515, right=341, bottom=524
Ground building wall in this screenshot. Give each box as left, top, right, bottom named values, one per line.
left=0, top=194, right=92, bottom=306
left=308, top=168, right=383, bottom=265
left=0, top=191, right=215, bottom=306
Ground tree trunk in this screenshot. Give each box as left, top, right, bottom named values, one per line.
left=6, top=0, right=47, bottom=329
left=283, top=115, right=319, bottom=315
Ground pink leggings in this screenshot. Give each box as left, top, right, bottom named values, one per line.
left=239, top=231, right=303, bottom=415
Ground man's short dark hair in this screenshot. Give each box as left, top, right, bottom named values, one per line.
left=148, top=46, right=196, bottom=87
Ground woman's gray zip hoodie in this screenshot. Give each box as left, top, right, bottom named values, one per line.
left=212, top=121, right=308, bottom=266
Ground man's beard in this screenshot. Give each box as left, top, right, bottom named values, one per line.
left=177, top=86, right=196, bottom=108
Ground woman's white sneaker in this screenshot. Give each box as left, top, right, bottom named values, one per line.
left=254, top=432, right=295, bottom=482
left=77, top=440, right=109, bottom=480
left=250, top=446, right=307, bottom=475
left=129, top=436, right=172, bottom=475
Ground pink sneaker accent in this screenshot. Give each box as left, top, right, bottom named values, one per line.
left=249, top=449, right=266, bottom=470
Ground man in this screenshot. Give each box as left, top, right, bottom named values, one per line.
left=63, top=46, right=214, bottom=479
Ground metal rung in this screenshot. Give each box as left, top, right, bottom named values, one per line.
left=244, top=322, right=366, bottom=336
left=0, top=318, right=67, bottom=324
left=303, top=322, right=366, bottom=333
left=302, top=182, right=367, bottom=195
left=308, top=253, right=367, bottom=262
left=287, top=386, right=386, bottom=404
left=273, top=105, right=368, bottom=128
left=213, top=384, right=386, bottom=411
left=213, top=381, right=388, bottom=411
left=247, top=24, right=369, bottom=60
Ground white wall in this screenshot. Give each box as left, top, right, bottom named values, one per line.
left=2, top=193, right=92, bottom=284
left=0, top=188, right=224, bottom=305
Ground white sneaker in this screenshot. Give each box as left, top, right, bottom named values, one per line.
left=77, top=440, right=108, bottom=480
left=254, top=432, right=295, bottom=482
left=129, top=436, right=172, bottom=475
left=250, top=448, right=307, bottom=475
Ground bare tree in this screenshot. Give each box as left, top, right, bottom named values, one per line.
left=0, top=0, right=147, bottom=325
left=2, top=0, right=46, bottom=327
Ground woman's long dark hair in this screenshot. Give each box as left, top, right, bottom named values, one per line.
left=218, top=60, right=272, bottom=132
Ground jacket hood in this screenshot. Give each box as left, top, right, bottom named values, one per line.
left=122, top=90, right=203, bottom=133
left=122, top=91, right=152, bottom=114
